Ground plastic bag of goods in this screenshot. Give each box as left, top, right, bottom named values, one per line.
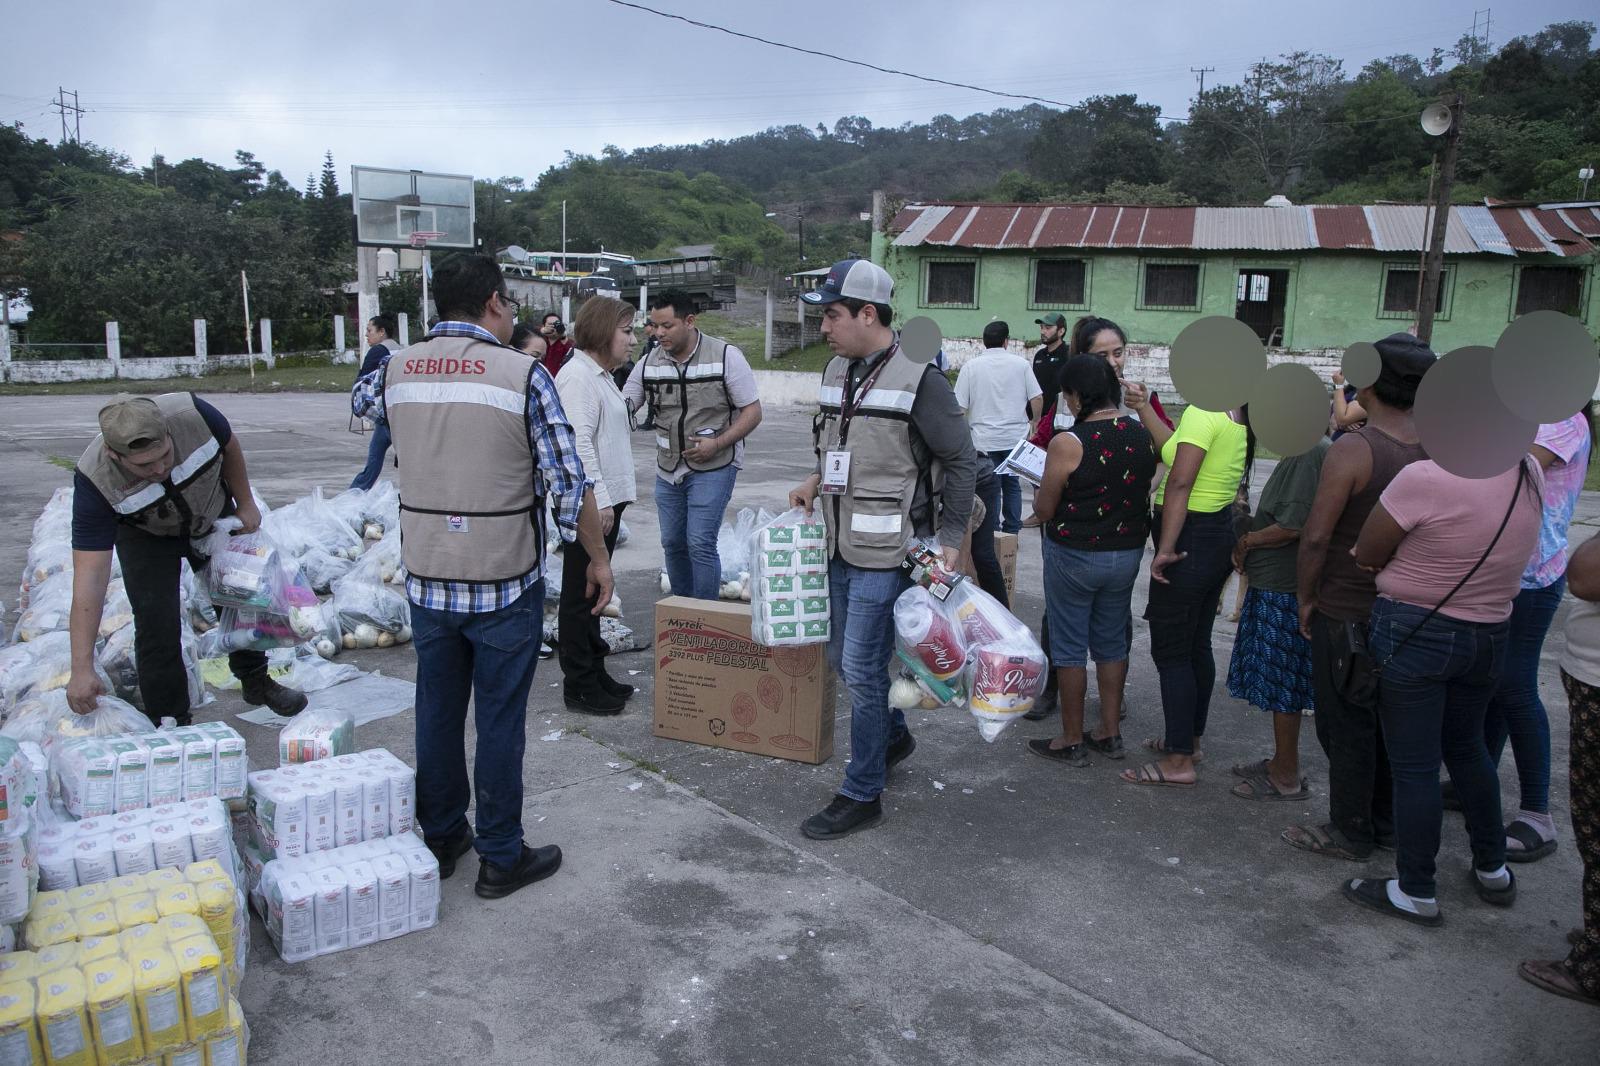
left=748, top=506, right=829, bottom=646
left=2, top=688, right=150, bottom=749
left=718, top=506, right=768, bottom=584
left=97, top=580, right=135, bottom=639
left=0, top=736, right=37, bottom=826
left=199, top=521, right=283, bottom=611
left=202, top=607, right=301, bottom=655
left=360, top=480, right=400, bottom=539
left=944, top=581, right=1047, bottom=741
left=12, top=570, right=73, bottom=642
left=296, top=545, right=356, bottom=595
left=323, top=486, right=370, bottom=537
left=331, top=556, right=410, bottom=647
left=23, top=535, right=73, bottom=591
left=261, top=488, right=364, bottom=565
left=179, top=558, right=218, bottom=633
left=0, top=808, right=38, bottom=926
left=278, top=708, right=356, bottom=766
left=892, top=585, right=969, bottom=705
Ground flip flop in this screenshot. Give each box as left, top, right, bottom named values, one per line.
left=1505, top=819, right=1558, bottom=863
left=1120, top=761, right=1196, bottom=788
left=1282, top=823, right=1372, bottom=862
left=1231, top=758, right=1271, bottom=779
left=1231, top=774, right=1309, bottom=801
left=1342, top=877, right=1442, bottom=928
left=1469, top=867, right=1516, bottom=907
left=1142, top=738, right=1202, bottom=763
left=1518, top=959, right=1600, bottom=1008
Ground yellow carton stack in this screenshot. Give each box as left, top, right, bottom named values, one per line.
left=34, top=966, right=92, bottom=1066
left=0, top=981, right=43, bottom=1066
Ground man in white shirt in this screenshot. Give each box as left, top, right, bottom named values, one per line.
left=953, top=320, right=1042, bottom=534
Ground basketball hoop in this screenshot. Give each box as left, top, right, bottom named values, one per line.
left=408, top=231, right=446, bottom=248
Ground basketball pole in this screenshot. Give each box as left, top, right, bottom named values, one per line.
left=420, top=248, right=430, bottom=331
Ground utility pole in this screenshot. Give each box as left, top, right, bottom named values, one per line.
left=53, top=87, right=83, bottom=144
left=1190, top=66, right=1215, bottom=99
left=1416, top=92, right=1465, bottom=345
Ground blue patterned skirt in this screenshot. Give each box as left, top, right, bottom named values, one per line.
left=1226, top=587, right=1315, bottom=715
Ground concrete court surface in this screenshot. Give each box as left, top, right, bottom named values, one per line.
left=2, top=391, right=1598, bottom=1066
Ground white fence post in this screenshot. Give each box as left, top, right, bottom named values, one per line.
left=764, top=288, right=774, bottom=362
left=397, top=313, right=410, bottom=346
left=639, top=283, right=649, bottom=315
left=260, top=319, right=274, bottom=369
left=332, top=315, right=345, bottom=353
left=0, top=324, right=11, bottom=379
left=193, top=319, right=207, bottom=360
left=561, top=295, right=571, bottom=327
left=796, top=297, right=805, bottom=347
left=106, top=321, right=121, bottom=376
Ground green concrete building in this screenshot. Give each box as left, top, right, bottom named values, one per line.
left=871, top=201, right=1600, bottom=353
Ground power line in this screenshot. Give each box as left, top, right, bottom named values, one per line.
left=599, top=0, right=1080, bottom=108
left=1190, top=67, right=1215, bottom=98
left=53, top=87, right=83, bottom=143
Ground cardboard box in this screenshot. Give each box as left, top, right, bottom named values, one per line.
left=994, top=532, right=1017, bottom=600
left=653, top=597, right=835, bottom=764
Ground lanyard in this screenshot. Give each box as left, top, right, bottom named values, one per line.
left=839, top=341, right=899, bottom=439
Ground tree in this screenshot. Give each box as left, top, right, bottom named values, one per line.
left=310, top=150, right=350, bottom=261
left=1025, top=95, right=1170, bottom=193
left=1183, top=52, right=1345, bottom=196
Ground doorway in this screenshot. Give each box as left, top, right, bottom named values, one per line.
left=1235, top=269, right=1290, bottom=346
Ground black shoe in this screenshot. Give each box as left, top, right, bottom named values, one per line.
left=239, top=675, right=308, bottom=717
left=426, top=828, right=476, bottom=880
left=564, top=685, right=625, bottom=716
left=475, top=844, right=563, bottom=900
left=801, top=795, right=882, bottom=840
left=597, top=669, right=635, bottom=701
left=886, top=732, right=916, bottom=771
left=1471, top=867, right=1517, bottom=907
left=1027, top=738, right=1090, bottom=766
left=1083, top=733, right=1125, bottom=760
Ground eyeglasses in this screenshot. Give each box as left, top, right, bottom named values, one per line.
left=499, top=291, right=521, bottom=311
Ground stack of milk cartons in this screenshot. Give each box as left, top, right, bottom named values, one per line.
left=33, top=799, right=237, bottom=894
left=259, top=832, right=439, bottom=962
left=50, top=722, right=247, bottom=820
left=749, top=514, right=830, bottom=645
left=245, top=748, right=415, bottom=864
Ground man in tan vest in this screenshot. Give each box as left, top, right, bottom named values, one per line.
left=353, top=252, right=614, bottom=901
left=788, top=259, right=977, bottom=840
left=67, top=393, right=308, bottom=724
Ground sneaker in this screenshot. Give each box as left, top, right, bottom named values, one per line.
left=538, top=641, right=556, bottom=660
left=474, top=844, right=563, bottom=900
left=239, top=675, right=308, bottom=717
left=886, top=732, right=916, bottom=771
left=426, top=828, right=476, bottom=880
left=564, top=685, right=625, bottom=716
left=801, top=795, right=882, bottom=840
left=597, top=669, right=635, bottom=701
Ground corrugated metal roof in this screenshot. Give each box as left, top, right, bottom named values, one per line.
left=887, top=201, right=1599, bottom=257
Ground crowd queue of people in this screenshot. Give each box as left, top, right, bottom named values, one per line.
left=333, top=253, right=1600, bottom=1003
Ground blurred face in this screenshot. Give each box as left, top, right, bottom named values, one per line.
left=648, top=306, right=696, bottom=356
left=114, top=437, right=175, bottom=482
left=365, top=322, right=383, bottom=347
left=1039, top=323, right=1063, bottom=347
left=820, top=302, right=878, bottom=359
left=517, top=330, right=547, bottom=357
left=1085, top=328, right=1126, bottom=372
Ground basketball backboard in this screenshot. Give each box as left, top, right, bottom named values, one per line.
left=351, top=166, right=475, bottom=250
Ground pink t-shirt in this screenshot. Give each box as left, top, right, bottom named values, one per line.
left=1375, top=458, right=1545, bottom=623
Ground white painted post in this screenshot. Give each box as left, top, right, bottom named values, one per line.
left=764, top=288, right=774, bottom=362
left=332, top=314, right=345, bottom=353
left=193, top=319, right=207, bottom=360
left=259, top=319, right=274, bottom=369
left=796, top=297, right=806, bottom=347
left=106, top=321, right=121, bottom=376
left=397, top=313, right=410, bottom=346
left=561, top=295, right=571, bottom=327
left=0, top=324, right=10, bottom=381
left=639, top=282, right=650, bottom=315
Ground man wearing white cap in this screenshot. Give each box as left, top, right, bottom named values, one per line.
left=789, top=259, right=978, bottom=839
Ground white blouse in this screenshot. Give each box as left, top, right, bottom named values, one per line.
left=554, top=349, right=637, bottom=509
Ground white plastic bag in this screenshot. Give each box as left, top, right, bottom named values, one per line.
left=12, top=569, right=72, bottom=641
left=0, top=687, right=150, bottom=748
left=718, top=506, right=772, bottom=582
left=262, top=489, right=364, bottom=564
left=0, top=630, right=74, bottom=708
left=202, top=520, right=284, bottom=610
left=747, top=506, right=829, bottom=646
left=279, top=707, right=357, bottom=765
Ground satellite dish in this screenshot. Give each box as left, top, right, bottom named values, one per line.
left=505, top=245, right=529, bottom=263
left=1420, top=102, right=1453, bottom=137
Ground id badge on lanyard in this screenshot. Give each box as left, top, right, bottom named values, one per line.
left=823, top=344, right=898, bottom=495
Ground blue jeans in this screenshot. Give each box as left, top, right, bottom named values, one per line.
left=412, top=582, right=544, bottom=868
left=1044, top=540, right=1141, bottom=667
left=828, top=559, right=913, bottom=803
left=1371, top=597, right=1508, bottom=898
left=971, top=458, right=1009, bottom=607
left=986, top=449, right=1023, bottom=533
left=656, top=465, right=738, bottom=600
left=1483, top=577, right=1564, bottom=814
left=350, top=421, right=391, bottom=491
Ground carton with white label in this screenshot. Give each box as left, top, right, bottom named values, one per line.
left=370, top=854, right=410, bottom=940
left=343, top=860, right=380, bottom=947
left=142, top=735, right=184, bottom=807
left=103, top=737, right=150, bottom=814
left=56, top=740, right=117, bottom=819
left=398, top=847, right=440, bottom=931
left=301, top=778, right=337, bottom=853
left=326, top=773, right=363, bottom=848
left=310, top=866, right=349, bottom=955
left=266, top=873, right=316, bottom=963
left=171, top=731, right=215, bottom=802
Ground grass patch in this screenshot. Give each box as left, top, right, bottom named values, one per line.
left=45, top=455, right=76, bottom=470
left=763, top=341, right=836, bottom=374
left=0, top=365, right=355, bottom=396
left=694, top=312, right=766, bottom=358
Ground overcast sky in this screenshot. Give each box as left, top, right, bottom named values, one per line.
left=3, top=0, right=1593, bottom=190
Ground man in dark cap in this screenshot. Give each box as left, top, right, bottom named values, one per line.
left=67, top=393, right=309, bottom=724
left=1284, top=333, right=1437, bottom=861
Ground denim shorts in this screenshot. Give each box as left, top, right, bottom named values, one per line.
left=1043, top=539, right=1143, bottom=667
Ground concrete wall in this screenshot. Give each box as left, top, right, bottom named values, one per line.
left=877, top=243, right=1600, bottom=354
left=2, top=350, right=347, bottom=384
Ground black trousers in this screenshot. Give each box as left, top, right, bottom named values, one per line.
left=116, top=524, right=267, bottom=724
left=559, top=501, right=627, bottom=689
left=1310, top=610, right=1395, bottom=849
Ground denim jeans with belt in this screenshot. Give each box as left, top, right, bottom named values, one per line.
left=1482, top=576, right=1564, bottom=814
left=1371, top=596, right=1509, bottom=899
left=828, top=559, right=913, bottom=803
left=412, top=582, right=544, bottom=868
left=656, top=465, right=738, bottom=600
left=1144, top=507, right=1235, bottom=755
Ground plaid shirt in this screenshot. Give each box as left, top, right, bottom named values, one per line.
left=352, top=320, right=591, bottom=614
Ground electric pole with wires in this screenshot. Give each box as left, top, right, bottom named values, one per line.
left=53, top=87, right=83, bottom=144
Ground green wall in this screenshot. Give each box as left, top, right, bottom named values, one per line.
left=873, top=235, right=1599, bottom=351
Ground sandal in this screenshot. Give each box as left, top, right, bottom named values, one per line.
left=1282, top=823, right=1372, bottom=862
left=1231, top=774, right=1309, bottom=801
left=1517, top=959, right=1600, bottom=1008
left=1027, top=739, right=1089, bottom=767
left=1142, top=737, right=1202, bottom=763
left=1469, top=867, right=1516, bottom=907
left=1231, top=758, right=1271, bottom=780
left=1083, top=733, right=1125, bottom=759
left=1342, top=877, right=1443, bottom=928
left=1119, top=761, right=1196, bottom=788
left=1505, top=819, right=1558, bottom=863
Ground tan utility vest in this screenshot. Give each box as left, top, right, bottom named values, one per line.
left=76, top=392, right=229, bottom=539
left=814, top=347, right=944, bottom=570
left=383, top=334, right=545, bottom=584
left=641, top=332, right=735, bottom=473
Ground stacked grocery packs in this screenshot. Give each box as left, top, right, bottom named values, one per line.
left=748, top=509, right=831, bottom=646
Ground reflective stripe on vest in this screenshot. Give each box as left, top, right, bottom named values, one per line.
left=385, top=380, right=527, bottom=416
left=643, top=333, right=736, bottom=473
left=78, top=393, right=228, bottom=538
